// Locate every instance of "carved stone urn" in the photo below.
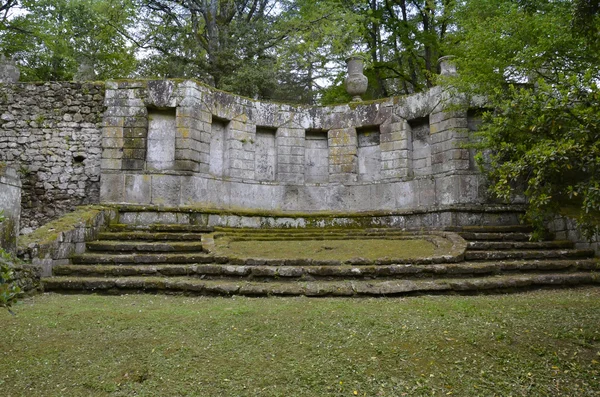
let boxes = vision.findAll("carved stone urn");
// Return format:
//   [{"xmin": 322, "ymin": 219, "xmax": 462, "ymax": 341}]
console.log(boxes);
[
  {"xmin": 438, "ymin": 55, "xmax": 457, "ymax": 76},
  {"xmin": 345, "ymin": 56, "xmax": 368, "ymax": 102}
]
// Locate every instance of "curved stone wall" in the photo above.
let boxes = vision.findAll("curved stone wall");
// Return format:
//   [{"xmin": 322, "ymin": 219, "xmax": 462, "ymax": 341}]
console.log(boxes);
[{"xmin": 100, "ymin": 80, "xmax": 485, "ymax": 213}]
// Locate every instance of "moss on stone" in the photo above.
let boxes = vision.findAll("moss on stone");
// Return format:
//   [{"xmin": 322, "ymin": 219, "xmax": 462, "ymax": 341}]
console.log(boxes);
[
  {"xmin": 17, "ymin": 205, "xmax": 113, "ymax": 249},
  {"xmin": 212, "ymin": 238, "xmax": 444, "ymax": 262}
]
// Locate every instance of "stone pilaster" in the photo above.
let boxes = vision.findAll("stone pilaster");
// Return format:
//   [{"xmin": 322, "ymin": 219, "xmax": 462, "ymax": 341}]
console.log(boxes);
[
  {"xmin": 380, "ymin": 119, "xmax": 412, "ymax": 180},
  {"xmin": 175, "ymin": 96, "xmax": 211, "ymax": 173},
  {"xmin": 102, "ymin": 82, "xmax": 147, "ymax": 171},
  {"xmin": 225, "ymin": 116, "xmax": 256, "ymax": 180},
  {"xmin": 429, "ymin": 109, "xmax": 470, "ymax": 174},
  {"xmin": 328, "ymin": 128, "xmax": 357, "ymax": 183},
  {"xmin": 276, "ymin": 127, "xmax": 305, "ymax": 184}
]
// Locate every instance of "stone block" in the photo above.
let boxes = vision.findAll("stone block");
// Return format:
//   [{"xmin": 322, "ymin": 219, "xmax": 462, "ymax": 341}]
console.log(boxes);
[
  {"xmin": 100, "ymin": 172, "xmax": 125, "ymax": 202},
  {"xmin": 329, "ymin": 172, "xmax": 357, "ymax": 184},
  {"xmin": 100, "ymin": 158, "xmax": 122, "ymax": 170},
  {"xmin": 125, "ymin": 174, "xmax": 152, "ymax": 204},
  {"xmin": 102, "ymin": 148, "xmax": 124, "ymax": 160},
  {"xmin": 417, "ymin": 177, "xmax": 436, "ymax": 207},
  {"xmin": 151, "ymin": 175, "xmax": 181, "ymax": 206},
  {"xmin": 122, "ymin": 159, "xmax": 146, "ymax": 170},
  {"xmin": 278, "ymin": 172, "xmax": 304, "ymax": 184},
  {"xmin": 278, "ymin": 164, "xmax": 304, "ymax": 174},
  {"xmin": 122, "ymin": 148, "xmax": 146, "ymax": 160},
  {"xmin": 380, "ymin": 149, "xmax": 409, "ymax": 161}
]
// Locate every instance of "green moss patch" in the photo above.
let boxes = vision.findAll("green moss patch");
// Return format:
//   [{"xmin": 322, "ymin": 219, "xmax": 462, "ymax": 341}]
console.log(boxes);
[
  {"xmin": 212, "ymin": 237, "xmax": 450, "ymax": 262},
  {"xmin": 18, "ymin": 205, "xmax": 113, "ymax": 249}
]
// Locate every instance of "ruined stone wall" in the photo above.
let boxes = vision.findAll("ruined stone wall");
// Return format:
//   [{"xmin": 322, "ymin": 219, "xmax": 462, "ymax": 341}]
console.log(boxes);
[{"xmin": 0, "ymin": 82, "xmax": 105, "ymax": 231}]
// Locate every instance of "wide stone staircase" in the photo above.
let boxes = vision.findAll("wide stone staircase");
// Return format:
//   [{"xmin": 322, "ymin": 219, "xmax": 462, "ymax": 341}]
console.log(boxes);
[{"xmin": 43, "ymin": 222, "xmax": 600, "ymax": 297}]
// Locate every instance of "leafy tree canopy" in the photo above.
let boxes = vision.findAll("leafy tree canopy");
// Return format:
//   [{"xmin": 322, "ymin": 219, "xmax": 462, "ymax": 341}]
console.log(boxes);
[
  {"xmin": 445, "ymin": 0, "xmax": 600, "ymax": 238},
  {"xmin": 0, "ymin": 0, "xmax": 137, "ymax": 81}
]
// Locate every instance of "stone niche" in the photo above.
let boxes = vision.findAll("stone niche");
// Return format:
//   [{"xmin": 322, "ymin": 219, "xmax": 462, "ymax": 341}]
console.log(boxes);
[
  {"xmin": 304, "ymin": 130, "xmax": 328, "ymax": 184},
  {"xmin": 255, "ymin": 126, "xmax": 277, "ymax": 182},
  {"xmin": 146, "ymin": 108, "xmax": 176, "ymax": 170},
  {"xmin": 357, "ymin": 125, "xmax": 381, "ymax": 182},
  {"xmin": 209, "ymin": 118, "xmax": 229, "ymax": 177},
  {"xmin": 409, "ymin": 116, "xmax": 431, "ymax": 176}
]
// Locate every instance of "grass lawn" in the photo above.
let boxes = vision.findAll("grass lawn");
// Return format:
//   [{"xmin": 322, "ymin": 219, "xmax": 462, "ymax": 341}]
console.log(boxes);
[
  {"xmin": 1, "ymin": 289, "xmax": 600, "ymax": 396},
  {"xmin": 212, "ymin": 238, "xmax": 449, "ymax": 261}
]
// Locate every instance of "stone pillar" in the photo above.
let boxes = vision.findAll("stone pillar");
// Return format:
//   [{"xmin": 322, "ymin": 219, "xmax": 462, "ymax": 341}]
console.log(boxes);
[
  {"xmin": 328, "ymin": 128, "xmax": 358, "ymax": 183},
  {"xmin": 0, "ymin": 166, "xmax": 21, "ymax": 255},
  {"xmin": 170, "ymin": 82, "xmax": 210, "ymax": 173},
  {"xmin": 429, "ymin": 109, "xmax": 469, "ymax": 174},
  {"xmin": 380, "ymin": 119, "xmax": 412, "ymax": 179},
  {"xmin": 276, "ymin": 127, "xmax": 305, "ymax": 184}
]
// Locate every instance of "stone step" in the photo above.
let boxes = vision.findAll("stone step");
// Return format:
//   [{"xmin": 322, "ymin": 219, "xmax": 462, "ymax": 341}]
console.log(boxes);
[
  {"xmin": 42, "ymin": 272, "xmax": 600, "ymax": 297},
  {"xmin": 98, "ymin": 231, "xmax": 205, "ymax": 241},
  {"xmin": 465, "ymin": 249, "xmax": 595, "ymax": 261},
  {"xmin": 109, "ymin": 224, "xmax": 214, "ymax": 233},
  {"xmin": 219, "ymin": 235, "xmax": 425, "ymax": 242},
  {"xmin": 52, "ymin": 259, "xmax": 600, "ymax": 279},
  {"xmin": 214, "ymin": 227, "xmax": 402, "ymax": 234},
  {"xmin": 458, "ymin": 232, "xmax": 532, "ymax": 242},
  {"xmin": 85, "ymin": 241, "xmax": 205, "ymax": 252},
  {"xmin": 70, "ymin": 252, "xmax": 460, "ymax": 267},
  {"xmin": 467, "ymin": 240, "xmax": 573, "ymax": 251},
  {"xmin": 71, "ymin": 252, "xmax": 228, "ymax": 265},
  {"xmin": 447, "ymin": 225, "xmax": 534, "ymax": 233}
]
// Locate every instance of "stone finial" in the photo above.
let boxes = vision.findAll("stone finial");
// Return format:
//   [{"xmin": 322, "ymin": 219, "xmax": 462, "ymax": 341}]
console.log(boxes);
[
  {"xmin": 438, "ymin": 55, "xmax": 457, "ymax": 76},
  {"xmin": 0, "ymin": 55, "xmax": 20, "ymax": 83},
  {"xmin": 75, "ymin": 60, "xmax": 96, "ymax": 81},
  {"xmin": 345, "ymin": 56, "xmax": 368, "ymax": 102}
]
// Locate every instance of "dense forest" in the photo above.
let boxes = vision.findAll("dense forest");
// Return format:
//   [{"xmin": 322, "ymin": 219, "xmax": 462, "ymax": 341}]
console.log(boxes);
[{"xmin": 0, "ymin": 0, "xmax": 598, "ymax": 235}]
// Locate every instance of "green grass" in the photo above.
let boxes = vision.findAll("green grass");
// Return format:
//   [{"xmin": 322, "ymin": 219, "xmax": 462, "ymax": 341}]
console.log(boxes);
[
  {"xmin": 213, "ymin": 238, "xmax": 447, "ymax": 261},
  {"xmin": 1, "ymin": 289, "xmax": 600, "ymax": 396}
]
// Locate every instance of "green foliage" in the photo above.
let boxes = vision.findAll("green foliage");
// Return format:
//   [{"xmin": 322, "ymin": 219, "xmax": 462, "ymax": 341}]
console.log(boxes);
[
  {"xmin": 0, "ymin": 0, "xmax": 137, "ymax": 81},
  {"xmin": 447, "ymin": 0, "xmax": 600, "ymax": 239},
  {"xmin": 0, "ymin": 210, "xmax": 21, "ymax": 314}
]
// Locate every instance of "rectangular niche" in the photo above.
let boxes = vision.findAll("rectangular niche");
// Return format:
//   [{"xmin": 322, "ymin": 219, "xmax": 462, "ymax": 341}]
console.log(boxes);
[
  {"xmin": 209, "ymin": 117, "xmax": 230, "ymax": 177},
  {"xmin": 357, "ymin": 126, "xmax": 381, "ymax": 182},
  {"xmin": 255, "ymin": 126, "xmax": 277, "ymax": 181},
  {"xmin": 146, "ymin": 109, "xmax": 176, "ymax": 170},
  {"xmin": 409, "ymin": 116, "xmax": 430, "ymax": 176},
  {"xmin": 304, "ymin": 130, "xmax": 329, "ymax": 183}
]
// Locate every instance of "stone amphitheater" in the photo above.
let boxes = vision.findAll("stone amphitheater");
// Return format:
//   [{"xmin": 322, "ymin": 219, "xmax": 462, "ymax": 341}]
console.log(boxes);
[{"xmin": 0, "ymin": 59, "xmax": 598, "ymax": 297}]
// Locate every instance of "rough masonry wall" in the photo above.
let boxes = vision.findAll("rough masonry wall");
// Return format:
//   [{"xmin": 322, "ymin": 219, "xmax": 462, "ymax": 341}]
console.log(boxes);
[{"xmin": 0, "ymin": 82, "xmax": 105, "ymax": 231}]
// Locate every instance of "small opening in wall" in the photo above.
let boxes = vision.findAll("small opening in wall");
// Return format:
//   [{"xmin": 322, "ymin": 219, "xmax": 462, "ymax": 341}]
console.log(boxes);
[
  {"xmin": 73, "ymin": 155, "xmax": 86, "ymax": 163},
  {"xmin": 408, "ymin": 116, "xmax": 430, "ymax": 141},
  {"xmin": 356, "ymin": 125, "xmax": 381, "ymax": 147},
  {"xmin": 467, "ymin": 108, "xmax": 485, "ymax": 131}
]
